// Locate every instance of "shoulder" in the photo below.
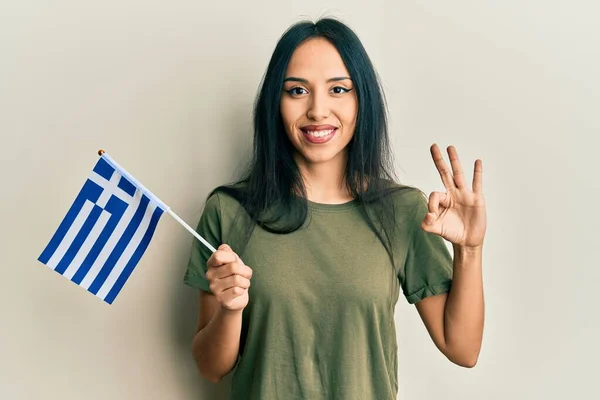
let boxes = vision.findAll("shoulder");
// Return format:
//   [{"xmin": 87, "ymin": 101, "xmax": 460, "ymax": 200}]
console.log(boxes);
[
  {"xmin": 203, "ymin": 185, "xmax": 254, "ymax": 254},
  {"xmin": 361, "ymin": 181, "xmax": 428, "ymax": 235},
  {"xmin": 381, "ymin": 182, "xmax": 428, "ymax": 215},
  {"xmin": 202, "ymin": 185, "xmax": 252, "ymax": 230},
  {"xmin": 204, "ymin": 185, "xmax": 245, "ymax": 212}
]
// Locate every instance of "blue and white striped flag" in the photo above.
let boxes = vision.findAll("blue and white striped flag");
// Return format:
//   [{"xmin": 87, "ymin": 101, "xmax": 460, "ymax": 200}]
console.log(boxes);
[{"xmin": 38, "ymin": 152, "xmax": 170, "ymax": 304}]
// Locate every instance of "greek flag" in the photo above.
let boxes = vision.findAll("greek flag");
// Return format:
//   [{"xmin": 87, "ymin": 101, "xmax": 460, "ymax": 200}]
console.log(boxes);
[{"xmin": 38, "ymin": 152, "xmax": 169, "ymax": 304}]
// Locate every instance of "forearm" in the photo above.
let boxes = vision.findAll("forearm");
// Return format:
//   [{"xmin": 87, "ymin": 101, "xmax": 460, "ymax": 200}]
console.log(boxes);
[
  {"xmin": 443, "ymin": 244, "xmax": 485, "ymax": 367},
  {"xmin": 192, "ymin": 307, "xmax": 243, "ymax": 382}
]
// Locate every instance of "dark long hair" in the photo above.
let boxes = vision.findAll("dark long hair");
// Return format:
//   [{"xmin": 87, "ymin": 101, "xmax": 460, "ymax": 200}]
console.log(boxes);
[{"xmin": 210, "ymin": 18, "xmax": 417, "ymax": 265}]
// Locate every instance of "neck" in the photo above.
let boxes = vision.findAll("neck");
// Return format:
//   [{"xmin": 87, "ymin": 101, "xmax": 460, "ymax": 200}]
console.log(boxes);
[{"xmin": 294, "ymin": 151, "xmax": 353, "ymax": 204}]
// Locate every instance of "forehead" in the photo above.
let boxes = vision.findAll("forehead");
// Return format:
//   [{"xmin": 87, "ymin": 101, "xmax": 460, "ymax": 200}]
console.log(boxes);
[{"xmin": 285, "ymin": 38, "xmax": 350, "ymax": 78}]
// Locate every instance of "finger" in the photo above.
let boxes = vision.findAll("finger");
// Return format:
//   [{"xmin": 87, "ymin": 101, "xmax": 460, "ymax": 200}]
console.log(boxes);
[
  {"xmin": 220, "ymin": 286, "xmax": 247, "ymax": 303},
  {"xmin": 206, "ymin": 251, "xmax": 237, "ymax": 281},
  {"xmin": 207, "ymin": 249, "xmax": 237, "ymax": 268},
  {"xmin": 430, "ymin": 144, "xmax": 456, "ymax": 190},
  {"xmin": 428, "ymin": 192, "xmax": 441, "ymax": 217},
  {"xmin": 425, "ymin": 191, "xmax": 448, "ymax": 225},
  {"xmin": 225, "ymin": 263, "xmax": 253, "ymax": 280},
  {"xmin": 207, "ymin": 260, "xmax": 253, "ymax": 281},
  {"xmin": 447, "ymin": 146, "xmax": 466, "ymax": 189},
  {"xmin": 220, "ymin": 259, "xmax": 253, "ymax": 279},
  {"xmin": 217, "ymin": 244, "xmax": 246, "ymax": 269},
  {"xmin": 221, "ymin": 274, "xmax": 252, "ymax": 291},
  {"xmin": 240, "ymin": 264, "xmax": 253, "ymax": 280},
  {"xmin": 209, "ymin": 274, "xmax": 251, "ymax": 293},
  {"xmin": 421, "ymin": 214, "xmax": 443, "ymax": 235},
  {"xmin": 472, "ymin": 159, "xmax": 483, "ymax": 193}
]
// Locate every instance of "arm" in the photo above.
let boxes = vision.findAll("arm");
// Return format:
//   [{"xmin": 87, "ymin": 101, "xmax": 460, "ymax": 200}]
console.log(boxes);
[
  {"xmin": 415, "ymin": 144, "xmax": 486, "ymax": 368},
  {"xmin": 191, "ymin": 244, "xmax": 252, "ymax": 383},
  {"xmin": 415, "ymin": 244, "xmax": 484, "ymax": 368},
  {"xmin": 191, "ymin": 291, "xmax": 243, "ymax": 383}
]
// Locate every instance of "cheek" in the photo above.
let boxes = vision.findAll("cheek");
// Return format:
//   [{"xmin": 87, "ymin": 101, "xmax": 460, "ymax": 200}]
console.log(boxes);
[
  {"xmin": 280, "ymin": 98, "xmax": 303, "ymax": 129},
  {"xmin": 339, "ymin": 98, "xmax": 358, "ymax": 128}
]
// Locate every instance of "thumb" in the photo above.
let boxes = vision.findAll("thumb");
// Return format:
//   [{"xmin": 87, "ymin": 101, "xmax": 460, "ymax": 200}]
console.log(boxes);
[
  {"xmin": 218, "ymin": 244, "xmax": 232, "ymax": 252},
  {"xmin": 421, "ymin": 213, "xmax": 441, "ymax": 235},
  {"xmin": 423, "ymin": 212, "xmax": 437, "ymax": 226}
]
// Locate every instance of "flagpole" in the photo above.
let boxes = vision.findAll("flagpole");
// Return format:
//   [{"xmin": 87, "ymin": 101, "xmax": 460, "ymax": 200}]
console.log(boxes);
[
  {"xmin": 97, "ymin": 149, "xmax": 218, "ymax": 254},
  {"xmin": 166, "ymin": 209, "xmax": 217, "ymax": 253}
]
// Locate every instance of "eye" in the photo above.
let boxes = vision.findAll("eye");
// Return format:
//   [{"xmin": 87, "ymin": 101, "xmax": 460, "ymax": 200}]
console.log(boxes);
[
  {"xmin": 331, "ymin": 86, "xmax": 352, "ymax": 94},
  {"xmin": 285, "ymin": 87, "xmax": 308, "ymax": 96}
]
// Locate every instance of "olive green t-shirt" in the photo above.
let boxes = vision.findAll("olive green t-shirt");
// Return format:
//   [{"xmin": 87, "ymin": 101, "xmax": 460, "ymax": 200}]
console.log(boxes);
[{"xmin": 184, "ymin": 189, "xmax": 453, "ymax": 400}]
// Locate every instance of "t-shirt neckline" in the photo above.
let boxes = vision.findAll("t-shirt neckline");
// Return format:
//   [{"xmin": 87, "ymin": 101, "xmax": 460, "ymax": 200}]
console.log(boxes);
[{"xmin": 306, "ymin": 198, "xmax": 360, "ymax": 212}]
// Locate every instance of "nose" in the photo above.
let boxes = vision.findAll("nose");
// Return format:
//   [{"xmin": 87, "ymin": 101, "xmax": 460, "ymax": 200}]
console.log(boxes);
[{"xmin": 306, "ymin": 90, "xmax": 330, "ymax": 121}]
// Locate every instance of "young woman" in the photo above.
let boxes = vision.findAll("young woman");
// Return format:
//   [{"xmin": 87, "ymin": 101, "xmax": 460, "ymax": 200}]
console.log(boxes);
[{"xmin": 184, "ymin": 18, "xmax": 486, "ymax": 400}]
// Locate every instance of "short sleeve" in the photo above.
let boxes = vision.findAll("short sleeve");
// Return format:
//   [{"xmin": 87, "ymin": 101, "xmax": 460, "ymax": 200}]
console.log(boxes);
[
  {"xmin": 401, "ymin": 194, "xmax": 453, "ymax": 304},
  {"xmin": 183, "ymin": 193, "xmax": 222, "ymax": 293}
]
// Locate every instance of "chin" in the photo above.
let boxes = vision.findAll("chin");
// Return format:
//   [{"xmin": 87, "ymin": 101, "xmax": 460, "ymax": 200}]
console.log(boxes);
[{"xmin": 297, "ymin": 149, "xmax": 345, "ymax": 166}]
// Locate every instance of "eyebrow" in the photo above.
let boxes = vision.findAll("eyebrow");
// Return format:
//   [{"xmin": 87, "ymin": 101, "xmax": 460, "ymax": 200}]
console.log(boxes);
[{"xmin": 283, "ymin": 76, "xmax": 352, "ymax": 84}]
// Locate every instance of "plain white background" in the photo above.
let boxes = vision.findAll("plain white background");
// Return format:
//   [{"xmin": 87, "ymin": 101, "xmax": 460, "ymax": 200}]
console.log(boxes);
[{"xmin": 1, "ymin": 1, "xmax": 597, "ymax": 399}]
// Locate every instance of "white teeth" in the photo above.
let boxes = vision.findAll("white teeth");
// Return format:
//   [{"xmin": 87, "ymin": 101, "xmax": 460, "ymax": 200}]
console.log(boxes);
[{"xmin": 306, "ymin": 129, "xmax": 334, "ymax": 138}]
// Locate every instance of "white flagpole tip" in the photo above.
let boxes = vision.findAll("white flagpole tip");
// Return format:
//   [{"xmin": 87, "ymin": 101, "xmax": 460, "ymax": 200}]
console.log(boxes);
[{"xmin": 98, "ymin": 149, "xmax": 105, "ymax": 156}]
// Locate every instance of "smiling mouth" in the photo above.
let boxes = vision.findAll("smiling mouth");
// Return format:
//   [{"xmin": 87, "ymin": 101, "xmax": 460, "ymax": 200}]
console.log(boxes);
[
  {"xmin": 303, "ymin": 128, "xmax": 335, "ymax": 137},
  {"xmin": 300, "ymin": 127, "xmax": 338, "ymax": 144}
]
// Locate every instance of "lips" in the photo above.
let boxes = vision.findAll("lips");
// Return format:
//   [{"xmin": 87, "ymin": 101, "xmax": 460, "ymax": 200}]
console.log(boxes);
[{"xmin": 300, "ymin": 124, "xmax": 338, "ymax": 144}]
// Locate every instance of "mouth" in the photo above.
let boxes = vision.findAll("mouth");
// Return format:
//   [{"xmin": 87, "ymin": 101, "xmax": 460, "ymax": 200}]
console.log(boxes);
[{"xmin": 300, "ymin": 124, "xmax": 338, "ymax": 144}]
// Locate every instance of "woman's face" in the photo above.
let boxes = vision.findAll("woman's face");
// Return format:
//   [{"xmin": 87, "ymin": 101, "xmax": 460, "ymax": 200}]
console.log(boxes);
[{"xmin": 280, "ymin": 38, "xmax": 358, "ymax": 168}]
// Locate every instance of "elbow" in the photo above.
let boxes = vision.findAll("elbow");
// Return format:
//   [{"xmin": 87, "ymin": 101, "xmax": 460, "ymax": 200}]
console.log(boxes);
[
  {"xmin": 191, "ymin": 345, "xmax": 226, "ymax": 384},
  {"xmin": 445, "ymin": 346, "xmax": 481, "ymax": 368},
  {"xmin": 454, "ymin": 356, "xmax": 479, "ymax": 369},
  {"xmin": 452, "ymin": 352, "xmax": 480, "ymax": 368},
  {"xmin": 204, "ymin": 372, "xmax": 224, "ymax": 384},
  {"xmin": 196, "ymin": 362, "xmax": 226, "ymax": 384}
]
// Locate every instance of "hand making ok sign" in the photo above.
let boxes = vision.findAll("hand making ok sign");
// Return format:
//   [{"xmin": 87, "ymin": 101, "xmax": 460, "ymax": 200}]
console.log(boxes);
[{"xmin": 421, "ymin": 144, "xmax": 487, "ymax": 249}]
